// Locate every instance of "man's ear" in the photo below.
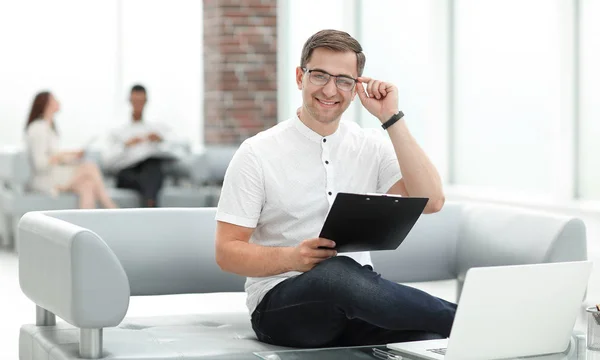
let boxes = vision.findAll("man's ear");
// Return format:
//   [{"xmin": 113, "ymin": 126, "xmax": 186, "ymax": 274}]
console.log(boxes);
[{"xmin": 295, "ymin": 67, "xmax": 304, "ymax": 90}]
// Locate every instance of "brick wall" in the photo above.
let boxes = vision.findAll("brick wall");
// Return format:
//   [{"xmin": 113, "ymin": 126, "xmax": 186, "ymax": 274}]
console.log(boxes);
[{"xmin": 203, "ymin": 0, "xmax": 277, "ymax": 145}]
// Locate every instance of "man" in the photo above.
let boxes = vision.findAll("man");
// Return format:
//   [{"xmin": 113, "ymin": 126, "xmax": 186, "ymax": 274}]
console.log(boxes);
[
  {"xmin": 103, "ymin": 85, "xmax": 173, "ymax": 207},
  {"xmin": 215, "ymin": 30, "xmax": 456, "ymax": 348}
]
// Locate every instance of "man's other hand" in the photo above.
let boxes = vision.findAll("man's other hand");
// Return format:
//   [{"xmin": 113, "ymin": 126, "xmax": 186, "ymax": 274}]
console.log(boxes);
[
  {"xmin": 290, "ymin": 238, "xmax": 337, "ymax": 272},
  {"xmin": 125, "ymin": 136, "xmax": 145, "ymax": 147},
  {"xmin": 147, "ymin": 132, "xmax": 162, "ymax": 142}
]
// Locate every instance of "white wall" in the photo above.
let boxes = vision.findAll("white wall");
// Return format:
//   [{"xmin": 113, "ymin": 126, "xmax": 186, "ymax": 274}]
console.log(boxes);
[
  {"xmin": 579, "ymin": 0, "xmax": 600, "ymax": 200},
  {"xmin": 0, "ymin": 0, "xmax": 202, "ymax": 149},
  {"xmin": 0, "ymin": 0, "xmax": 119, "ymax": 149},
  {"xmin": 359, "ymin": 0, "xmax": 449, "ymax": 180},
  {"xmin": 453, "ymin": 0, "xmax": 573, "ymax": 199}
]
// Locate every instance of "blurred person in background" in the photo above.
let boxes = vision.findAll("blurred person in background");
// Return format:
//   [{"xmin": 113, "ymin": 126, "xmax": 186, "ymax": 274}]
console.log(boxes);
[
  {"xmin": 103, "ymin": 84, "xmax": 177, "ymax": 207},
  {"xmin": 24, "ymin": 91, "xmax": 118, "ymax": 209}
]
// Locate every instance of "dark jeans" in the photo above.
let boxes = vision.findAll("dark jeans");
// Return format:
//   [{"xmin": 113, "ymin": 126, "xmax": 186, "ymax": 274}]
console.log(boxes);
[
  {"xmin": 116, "ymin": 157, "xmax": 165, "ymax": 207},
  {"xmin": 251, "ymin": 256, "xmax": 457, "ymax": 348}
]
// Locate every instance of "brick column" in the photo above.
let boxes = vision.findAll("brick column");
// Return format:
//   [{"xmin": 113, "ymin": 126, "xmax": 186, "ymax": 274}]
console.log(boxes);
[{"xmin": 203, "ymin": 0, "xmax": 277, "ymax": 145}]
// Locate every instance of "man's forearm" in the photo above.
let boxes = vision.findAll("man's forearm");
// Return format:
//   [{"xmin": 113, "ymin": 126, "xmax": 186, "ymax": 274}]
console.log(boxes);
[
  {"xmin": 386, "ymin": 118, "xmax": 444, "ymax": 210},
  {"xmin": 216, "ymin": 241, "xmax": 295, "ymax": 277}
]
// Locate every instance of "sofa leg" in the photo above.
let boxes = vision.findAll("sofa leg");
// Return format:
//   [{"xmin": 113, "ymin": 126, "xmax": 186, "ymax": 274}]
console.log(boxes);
[
  {"xmin": 36, "ymin": 306, "xmax": 56, "ymax": 326},
  {"xmin": 80, "ymin": 328, "xmax": 103, "ymax": 359}
]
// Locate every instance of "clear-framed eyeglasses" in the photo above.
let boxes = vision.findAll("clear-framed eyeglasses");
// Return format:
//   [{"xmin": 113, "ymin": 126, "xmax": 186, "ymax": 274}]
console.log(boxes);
[{"xmin": 302, "ymin": 67, "xmax": 357, "ymax": 92}]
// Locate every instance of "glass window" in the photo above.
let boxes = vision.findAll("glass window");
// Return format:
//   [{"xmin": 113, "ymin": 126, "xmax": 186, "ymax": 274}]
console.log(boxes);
[
  {"xmin": 360, "ymin": 0, "xmax": 449, "ymax": 176},
  {"xmin": 453, "ymin": 0, "xmax": 569, "ymax": 197},
  {"xmin": 0, "ymin": 0, "xmax": 118, "ymax": 148},
  {"xmin": 578, "ymin": 0, "xmax": 600, "ymax": 200}
]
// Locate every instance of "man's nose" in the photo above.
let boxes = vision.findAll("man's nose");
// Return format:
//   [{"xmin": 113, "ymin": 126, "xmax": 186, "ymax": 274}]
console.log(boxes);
[{"xmin": 322, "ymin": 79, "xmax": 338, "ymax": 98}]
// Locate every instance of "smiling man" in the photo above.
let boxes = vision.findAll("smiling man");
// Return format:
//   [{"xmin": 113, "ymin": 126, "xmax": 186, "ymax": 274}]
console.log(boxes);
[{"xmin": 215, "ymin": 29, "xmax": 456, "ymax": 348}]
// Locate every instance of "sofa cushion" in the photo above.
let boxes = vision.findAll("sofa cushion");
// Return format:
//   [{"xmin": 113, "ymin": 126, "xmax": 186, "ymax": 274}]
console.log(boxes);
[
  {"xmin": 20, "ymin": 312, "xmax": 289, "ymax": 360},
  {"xmin": 19, "ymin": 280, "xmax": 458, "ymax": 360}
]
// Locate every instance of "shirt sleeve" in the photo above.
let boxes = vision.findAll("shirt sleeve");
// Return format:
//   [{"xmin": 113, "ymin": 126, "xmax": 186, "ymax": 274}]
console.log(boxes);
[
  {"xmin": 376, "ymin": 133, "xmax": 402, "ymax": 194},
  {"xmin": 215, "ymin": 141, "xmax": 264, "ymax": 228}
]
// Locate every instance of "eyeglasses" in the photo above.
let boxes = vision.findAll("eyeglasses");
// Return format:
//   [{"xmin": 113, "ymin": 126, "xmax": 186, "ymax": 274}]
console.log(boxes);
[{"xmin": 302, "ymin": 68, "xmax": 357, "ymax": 92}]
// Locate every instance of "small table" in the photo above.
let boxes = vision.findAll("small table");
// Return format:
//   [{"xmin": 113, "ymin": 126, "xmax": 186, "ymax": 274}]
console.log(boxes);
[{"xmin": 253, "ymin": 333, "xmax": 589, "ymax": 360}]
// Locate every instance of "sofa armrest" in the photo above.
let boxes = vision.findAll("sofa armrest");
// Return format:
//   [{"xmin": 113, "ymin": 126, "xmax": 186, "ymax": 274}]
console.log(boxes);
[
  {"xmin": 18, "ymin": 212, "xmax": 130, "ymax": 328},
  {"xmin": 38, "ymin": 208, "xmax": 246, "ymax": 296},
  {"xmin": 455, "ymin": 203, "xmax": 587, "ymax": 283}
]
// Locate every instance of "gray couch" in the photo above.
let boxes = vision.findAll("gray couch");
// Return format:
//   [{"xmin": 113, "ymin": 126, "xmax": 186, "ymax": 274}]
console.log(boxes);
[
  {"xmin": 0, "ymin": 147, "xmax": 234, "ymax": 249},
  {"xmin": 17, "ymin": 202, "xmax": 587, "ymax": 359}
]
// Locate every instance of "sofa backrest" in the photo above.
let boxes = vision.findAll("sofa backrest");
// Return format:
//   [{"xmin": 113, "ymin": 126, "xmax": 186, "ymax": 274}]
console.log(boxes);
[
  {"xmin": 40, "ymin": 201, "xmax": 587, "ymax": 297},
  {"xmin": 197, "ymin": 145, "xmax": 238, "ymax": 185},
  {"xmin": 47, "ymin": 204, "xmax": 463, "ymax": 296},
  {"xmin": 370, "ymin": 202, "xmax": 462, "ymax": 283}
]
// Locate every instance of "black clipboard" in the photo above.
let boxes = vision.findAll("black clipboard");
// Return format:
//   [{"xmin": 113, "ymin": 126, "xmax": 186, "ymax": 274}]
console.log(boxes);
[{"xmin": 318, "ymin": 192, "xmax": 428, "ymax": 253}]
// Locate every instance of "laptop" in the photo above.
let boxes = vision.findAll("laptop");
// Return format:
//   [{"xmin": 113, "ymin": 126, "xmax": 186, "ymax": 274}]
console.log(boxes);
[{"xmin": 387, "ymin": 261, "xmax": 592, "ymax": 360}]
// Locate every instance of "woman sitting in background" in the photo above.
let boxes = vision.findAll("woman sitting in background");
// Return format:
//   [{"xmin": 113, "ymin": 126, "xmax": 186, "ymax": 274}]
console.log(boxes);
[{"xmin": 24, "ymin": 91, "xmax": 118, "ymax": 209}]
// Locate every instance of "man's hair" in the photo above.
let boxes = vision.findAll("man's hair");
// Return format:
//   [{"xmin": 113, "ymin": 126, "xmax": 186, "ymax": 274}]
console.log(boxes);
[
  {"xmin": 300, "ymin": 29, "xmax": 366, "ymax": 77},
  {"xmin": 131, "ymin": 84, "xmax": 146, "ymax": 94}
]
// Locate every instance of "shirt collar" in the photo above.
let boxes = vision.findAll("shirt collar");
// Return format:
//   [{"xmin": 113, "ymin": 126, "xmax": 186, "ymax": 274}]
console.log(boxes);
[{"xmin": 292, "ymin": 115, "xmax": 342, "ymax": 144}]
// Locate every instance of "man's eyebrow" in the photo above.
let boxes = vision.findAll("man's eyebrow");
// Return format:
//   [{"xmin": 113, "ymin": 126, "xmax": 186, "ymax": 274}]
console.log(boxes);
[{"xmin": 311, "ymin": 68, "xmax": 356, "ymax": 79}]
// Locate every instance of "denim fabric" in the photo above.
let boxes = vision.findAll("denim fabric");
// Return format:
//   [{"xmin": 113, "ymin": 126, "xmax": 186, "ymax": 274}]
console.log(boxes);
[{"xmin": 251, "ymin": 256, "xmax": 457, "ymax": 348}]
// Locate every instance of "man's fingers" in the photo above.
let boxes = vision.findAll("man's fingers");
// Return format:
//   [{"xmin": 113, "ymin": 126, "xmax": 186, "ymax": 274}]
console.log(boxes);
[
  {"xmin": 367, "ymin": 80, "xmax": 375, "ymax": 98},
  {"xmin": 371, "ymin": 80, "xmax": 382, "ymax": 99},
  {"xmin": 312, "ymin": 249, "xmax": 337, "ymax": 259},
  {"xmin": 356, "ymin": 82, "xmax": 369, "ymax": 102},
  {"xmin": 315, "ymin": 238, "xmax": 336, "ymax": 248},
  {"xmin": 379, "ymin": 82, "xmax": 388, "ymax": 97},
  {"xmin": 302, "ymin": 238, "xmax": 335, "ymax": 250},
  {"xmin": 357, "ymin": 77, "xmax": 393, "ymax": 100}
]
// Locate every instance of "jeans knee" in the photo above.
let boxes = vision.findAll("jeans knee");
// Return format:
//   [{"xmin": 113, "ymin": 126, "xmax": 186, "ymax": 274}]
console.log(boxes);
[
  {"xmin": 314, "ymin": 256, "xmax": 361, "ymax": 274},
  {"xmin": 308, "ymin": 256, "xmax": 366, "ymax": 291}
]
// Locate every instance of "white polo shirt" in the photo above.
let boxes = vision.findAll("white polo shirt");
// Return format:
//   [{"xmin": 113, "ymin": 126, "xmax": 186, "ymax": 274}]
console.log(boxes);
[{"xmin": 216, "ymin": 116, "xmax": 402, "ymax": 314}]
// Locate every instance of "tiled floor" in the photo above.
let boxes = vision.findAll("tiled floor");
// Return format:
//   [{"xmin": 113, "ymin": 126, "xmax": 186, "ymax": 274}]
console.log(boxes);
[{"xmin": 1, "ymin": 210, "xmax": 599, "ymax": 359}]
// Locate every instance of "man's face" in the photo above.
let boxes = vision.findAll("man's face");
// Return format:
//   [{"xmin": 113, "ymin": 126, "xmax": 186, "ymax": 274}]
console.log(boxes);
[
  {"xmin": 296, "ymin": 48, "xmax": 358, "ymax": 125},
  {"xmin": 130, "ymin": 91, "xmax": 147, "ymax": 114}
]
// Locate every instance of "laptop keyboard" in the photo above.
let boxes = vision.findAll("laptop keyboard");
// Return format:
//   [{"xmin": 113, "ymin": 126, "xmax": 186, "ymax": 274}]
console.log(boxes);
[{"xmin": 427, "ymin": 348, "xmax": 447, "ymax": 355}]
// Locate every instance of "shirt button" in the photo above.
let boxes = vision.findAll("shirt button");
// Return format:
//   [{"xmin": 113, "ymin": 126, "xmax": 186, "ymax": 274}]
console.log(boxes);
[
  {"xmin": 325, "ymin": 160, "xmax": 329, "ymax": 164},
  {"xmin": 323, "ymin": 138, "xmax": 327, "ymax": 143},
  {"xmin": 328, "ymin": 192, "xmax": 332, "ymax": 196}
]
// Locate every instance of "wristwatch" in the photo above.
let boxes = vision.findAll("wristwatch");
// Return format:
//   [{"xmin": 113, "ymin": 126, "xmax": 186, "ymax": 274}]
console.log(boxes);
[{"xmin": 381, "ymin": 111, "xmax": 404, "ymax": 130}]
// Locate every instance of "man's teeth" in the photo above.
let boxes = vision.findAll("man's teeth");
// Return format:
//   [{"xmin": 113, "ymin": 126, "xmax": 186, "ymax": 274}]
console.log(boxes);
[{"xmin": 320, "ymin": 100, "xmax": 336, "ymax": 105}]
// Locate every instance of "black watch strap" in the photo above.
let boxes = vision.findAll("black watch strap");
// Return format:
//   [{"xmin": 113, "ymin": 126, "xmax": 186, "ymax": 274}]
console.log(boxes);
[{"xmin": 381, "ymin": 111, "xmax": 404, "ymax": 130}]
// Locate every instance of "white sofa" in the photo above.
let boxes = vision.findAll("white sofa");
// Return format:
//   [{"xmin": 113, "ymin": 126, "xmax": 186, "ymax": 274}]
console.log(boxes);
[{"xmin": 17, "ymin": 202, "xmax": 587, "ymax": 359}]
